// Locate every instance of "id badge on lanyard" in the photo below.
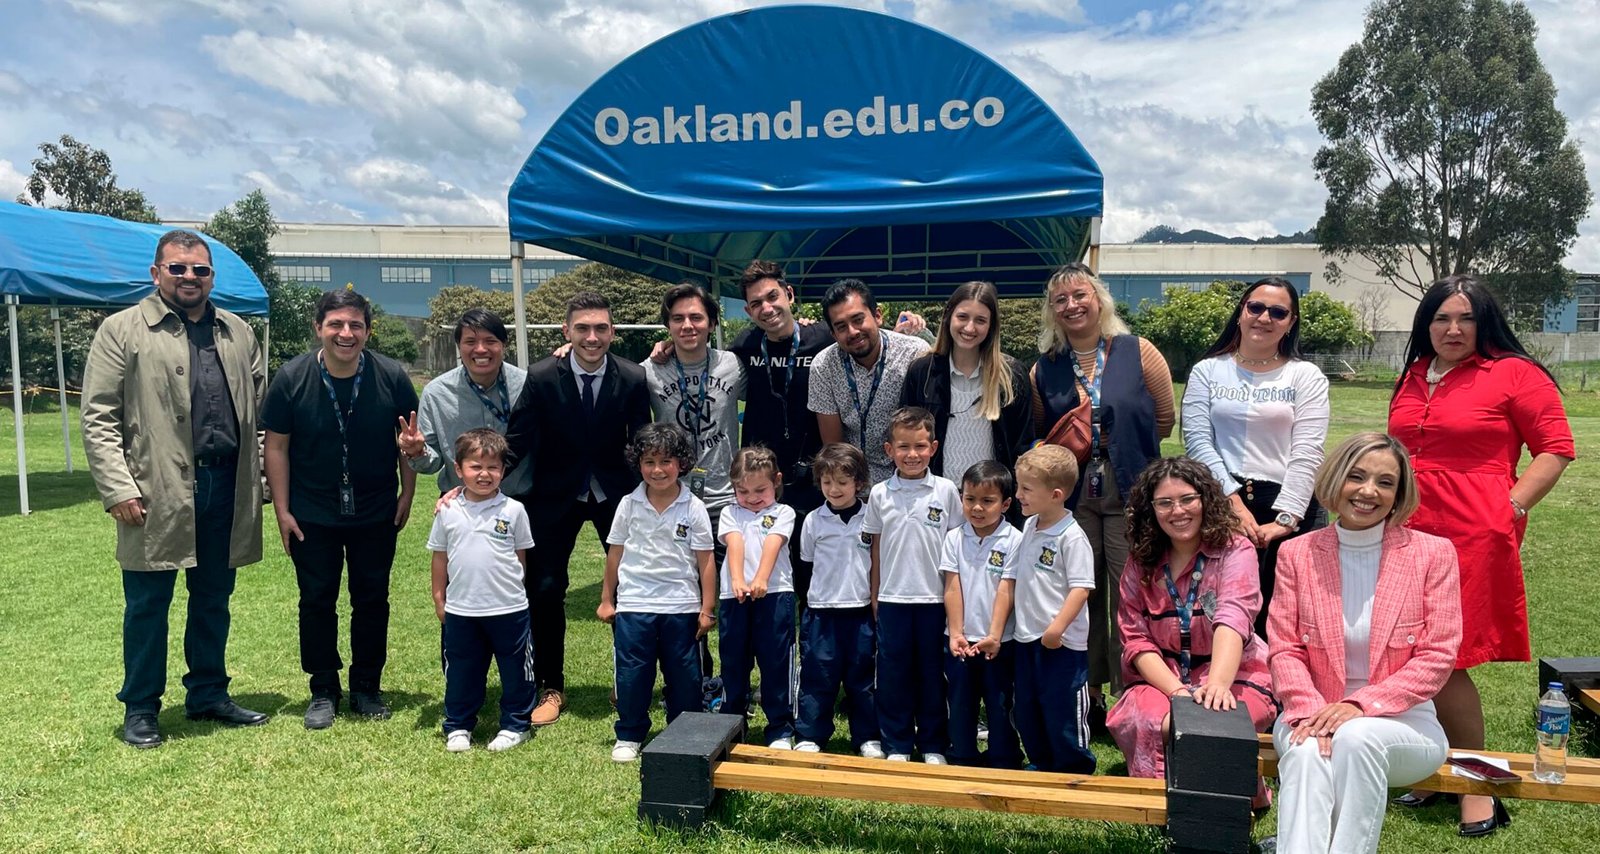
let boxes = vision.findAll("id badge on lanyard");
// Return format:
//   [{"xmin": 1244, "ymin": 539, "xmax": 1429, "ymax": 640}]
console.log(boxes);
[
  {"xmin": 1086, "ymin": 460, "xmax": 1105, "ymax": 500},
  {"xmin": 689, "ymin": 468, "xmax": 708, "ymax": 498}
]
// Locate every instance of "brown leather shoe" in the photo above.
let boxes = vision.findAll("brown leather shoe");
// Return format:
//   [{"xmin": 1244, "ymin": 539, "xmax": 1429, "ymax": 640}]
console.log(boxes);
[{"xmin": 530, "ymin": 689, "xmax": 566, "ymax": 726}]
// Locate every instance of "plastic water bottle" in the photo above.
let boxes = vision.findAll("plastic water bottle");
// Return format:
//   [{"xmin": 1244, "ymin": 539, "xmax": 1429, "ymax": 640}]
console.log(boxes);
[{"xmin": 1534, "ymin": 681, "xmax": 1570, "ymax": 784}]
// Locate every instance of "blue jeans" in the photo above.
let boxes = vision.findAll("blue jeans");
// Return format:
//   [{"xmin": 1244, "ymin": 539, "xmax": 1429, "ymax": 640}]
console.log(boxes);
[{"xmin": 118, "ymin": 461, "xmax": 237, "ymax": 715}]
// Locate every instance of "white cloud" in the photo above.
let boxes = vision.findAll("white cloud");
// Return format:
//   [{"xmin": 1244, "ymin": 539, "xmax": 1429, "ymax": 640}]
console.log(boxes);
[
  {"xmin": 0, "ymin": 159, "xmax": 27, "ymax": 201},
  {"xmin": 344, "ymin": 157, "xmax": 506, "ymax": 225}
]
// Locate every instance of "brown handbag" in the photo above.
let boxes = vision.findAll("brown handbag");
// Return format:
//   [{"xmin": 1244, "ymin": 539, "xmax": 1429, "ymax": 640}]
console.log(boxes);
[{"xmin": 1044, "ymin": 379, "xmax": 1093, "ymax": 465}]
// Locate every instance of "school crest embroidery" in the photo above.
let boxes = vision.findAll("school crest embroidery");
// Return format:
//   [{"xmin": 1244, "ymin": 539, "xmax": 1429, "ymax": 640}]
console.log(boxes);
[
  {"xmin": 761, "ymin": 514, "xmax": 776, "ymax": 530},
  {"xmin": 675, "ymin": 522, "xmax": 690, "ymax": 539},
  {"xmin": 926, "ymin": 506, "xmax": 944, "ymax": 523},
  {"xmin": 987, "ymin": 550, "xmax": 1006, "ymax": 568},
  {"xmin": 493, "ymin": 518, "xmax": 510, "ymax": 536},
  {"xmin": 1036, "ymin": 546, "xmax": 1057, "ymax": 571},
  {"xmin": 858, "ymin": 531, "xmax": 875, "ymax": 549}
]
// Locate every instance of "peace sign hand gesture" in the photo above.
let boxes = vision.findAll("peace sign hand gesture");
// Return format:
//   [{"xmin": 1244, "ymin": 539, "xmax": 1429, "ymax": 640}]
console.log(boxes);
[{"xmin": 397, "ymin": 410, "xmax": 425, "ymax": 459}]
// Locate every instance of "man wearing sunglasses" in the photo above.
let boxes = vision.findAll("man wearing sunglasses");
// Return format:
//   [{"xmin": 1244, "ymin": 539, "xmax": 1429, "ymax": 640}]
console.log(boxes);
[{"xmin": 83, "ymin": 230, "xmax": 270, "ymax": 749}]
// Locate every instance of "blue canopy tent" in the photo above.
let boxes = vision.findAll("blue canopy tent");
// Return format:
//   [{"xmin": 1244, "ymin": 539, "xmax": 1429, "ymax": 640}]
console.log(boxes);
[
  {"xmin": 0, "ymin": 201, "xmax": 268, "ymax": 515},
  {"xmin": 505, "ymin": 5, "xmax": 1103, "ymax": 364}
]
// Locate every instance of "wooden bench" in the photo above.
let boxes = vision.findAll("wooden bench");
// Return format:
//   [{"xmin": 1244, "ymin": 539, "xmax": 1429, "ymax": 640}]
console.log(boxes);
[{"xmin": 639, "ymin": 700, "xmax": 1261, "ymax": 853}]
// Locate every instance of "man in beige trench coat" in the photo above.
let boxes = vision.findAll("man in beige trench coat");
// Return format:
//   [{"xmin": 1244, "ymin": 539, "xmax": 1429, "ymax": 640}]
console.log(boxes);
[{"xmin": 82, "ymin": 229, "xmax": 270, "ymax": 748}]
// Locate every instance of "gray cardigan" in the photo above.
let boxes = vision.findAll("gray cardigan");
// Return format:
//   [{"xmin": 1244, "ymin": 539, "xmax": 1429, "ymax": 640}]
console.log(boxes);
[{"xmin": 410, "ymin": 363, "xmax": 532, "ymax": 495}]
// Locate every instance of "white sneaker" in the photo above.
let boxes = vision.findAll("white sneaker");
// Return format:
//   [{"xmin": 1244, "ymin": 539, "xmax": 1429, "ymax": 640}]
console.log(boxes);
[
  {"xmin": 886, "ymin": 753, "xmax": 911, "ymax": 762},
  {"xmin": 977, "ymin": 725, "xmax": 990, "ymax": 743},
  {"xmin": 923, "ymin": 752, "xmax": 948, "ymax": 765},
  {"xmin": 445, "ymin": 730, "xmax": 471, "ymax": 752},
  {"xmin": 859, "ymin": 740, "xmax": 886, "ymax": 759},
  {"xmin": 793, "ymin": 740, "xmax": 822, "ymax": 753},
  {"xmin": 767, "ymin": 737, "xmax": 793, "ymax": 750},
  {"xmin": 612, "ymin": 740, "xmax": 642, "ymax": 762},
  {"xmin": 486, "ymin": 729, "xmax": 530, "ymax": 752}
]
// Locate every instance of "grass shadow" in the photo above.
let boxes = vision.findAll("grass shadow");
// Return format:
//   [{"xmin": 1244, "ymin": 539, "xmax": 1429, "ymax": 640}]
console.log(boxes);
[{"xmin": 0, "ymin": 470, "xmax": 100, "ymax": 516}]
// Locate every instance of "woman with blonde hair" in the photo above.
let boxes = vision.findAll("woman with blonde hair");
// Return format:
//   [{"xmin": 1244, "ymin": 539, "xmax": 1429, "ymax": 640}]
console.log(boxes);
[
  {"xmin": 1268, "ymin": 432, "xmax": 1461, "ymax": 852},
  {"xmin": 1029, "ymin": 262, "xmax": 1175, "ymax": 728},
  {"xmin": 901, "ymin": 281, "xmax": 1034, "ymax": 490}
]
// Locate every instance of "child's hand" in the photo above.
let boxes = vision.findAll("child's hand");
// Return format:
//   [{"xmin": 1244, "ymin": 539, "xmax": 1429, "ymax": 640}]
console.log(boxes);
[
  {"xmin": 949, "ymin": 635, "xmax": 971, "ymax": 657},
  {"xmin": 434, "ymin": 602, "xmax": 446, "ymax": 623},
  {"xmin": 696, "ymin": 612, "xmax": 716, "ymax": 638},
  {"xmin": 749, "ymin": 578, "xmax": 768, "ymax": 599},
  {"xmin": 596, "ymin": 601, "xmax": 616, "ymax": 624},
  {"xmin": 1041, "ymin": 625, "xmax": 1065, "ymax": 650},
  {"xmin": 731, "ymin": 579, "xmax": 751, "ymax": 603},
  {"xmin": 973, "ymin": 635, "xmax": 1001, "ymax": 659}
]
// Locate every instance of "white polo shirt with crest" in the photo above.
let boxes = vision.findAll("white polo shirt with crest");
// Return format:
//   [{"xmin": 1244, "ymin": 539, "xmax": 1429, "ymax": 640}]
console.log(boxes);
[
  {"xmin": 1012, "ymin": 513, "xmax": 1095, "ymax": 647},
  {"xmin": 939, "ymin": 521, "xmax": 1023, "ymax": 641},
  {"xmin": 606, "ymin": 483, "xmax": 715, "ymax": 614},
  {"xmin": 427, "ymin": 491, "xmax": 535, "ymax": 617},
  {"xmin": 862, "ymin": 473, "xmax": 962, "ymax": 604},
  {"xmin": 717, "ymin": 502, "xmax": 797, "ymax": 598}
]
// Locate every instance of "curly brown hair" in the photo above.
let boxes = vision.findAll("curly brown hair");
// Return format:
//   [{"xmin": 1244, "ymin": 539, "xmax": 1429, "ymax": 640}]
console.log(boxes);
[{"xmin": 1124, "ymin": 457, "xmax": 1240, "ymax": 572}]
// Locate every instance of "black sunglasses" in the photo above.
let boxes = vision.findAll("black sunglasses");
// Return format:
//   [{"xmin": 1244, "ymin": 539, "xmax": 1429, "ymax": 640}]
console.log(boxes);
[
  {"xmin": 163, "ymin": 263, "xmax": 214, "ymax": 278},
  {"xmin": 1244, "ymin": 300, "xmax": 1291, "ymax": 321}
]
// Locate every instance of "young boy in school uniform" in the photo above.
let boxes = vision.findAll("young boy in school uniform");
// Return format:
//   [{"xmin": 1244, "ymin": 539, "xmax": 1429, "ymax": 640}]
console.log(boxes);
[
  {"xmin": 940, "ymin": 459, "xmax": 1024, "ymax": 769},
  {"xmin": 863, "ymin": 406, "xmax": 963, "ymax": 763},
  {"xmin": 793, "ymin": 443, "xmax": 883, "ymax": 758},
  {"xmin": 597, "ymin": 423, "xmax": 717, "ymax": 763},
  {"xmin": 428, "ymin": 429, "xmax": 537, "ymax": 753},
  {"xmin": 1010, "ymin": 444, "xmax": 1097, "ymax": 773}
]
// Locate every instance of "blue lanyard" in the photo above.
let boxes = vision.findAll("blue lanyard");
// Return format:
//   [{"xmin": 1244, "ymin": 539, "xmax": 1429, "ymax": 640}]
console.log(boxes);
[
  {"xmin": 468, "ymin": 371, "xmax": 511, "ymax": 425},
  {"xmin": 760, "ymin": 332, "xmax": 800, "ymax": 442},
  {"xmin": 841, "ymin": 332, "xmax": 888, "ymax": 442},
  {"xmin": 318, "ymin": 351, "xmax": 365, "ymax": 485},
  {"xmin": 674, "ymin": 353, "xmax": 711, "ymax": 447},
  {"xmin": 1070, "ymin": 340, "xmax": 1106, "ymax": 459},
  {"xmin": 1161, "ymin": 552, "xmax": 1207, "ymax": 680}
]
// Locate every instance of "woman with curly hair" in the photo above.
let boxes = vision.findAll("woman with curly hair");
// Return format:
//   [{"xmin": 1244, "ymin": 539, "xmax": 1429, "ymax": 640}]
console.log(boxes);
[{"xmin": 1107, "ymin": 457, "xmax": 1276, "ymax": 800}]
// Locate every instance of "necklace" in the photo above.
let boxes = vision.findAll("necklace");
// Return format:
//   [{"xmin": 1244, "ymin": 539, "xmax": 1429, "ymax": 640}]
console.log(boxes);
[
  {"xmin": 1425, "ymin": 358, "xmax": 1455, "ymax": 385},
  {"xmin": 1234, "ymin": 352, "xmax": 1279, "ymax": 367},
  {"xmin": 1072, "ymin": 344, "xmax": 1100, "ymax": 357}
]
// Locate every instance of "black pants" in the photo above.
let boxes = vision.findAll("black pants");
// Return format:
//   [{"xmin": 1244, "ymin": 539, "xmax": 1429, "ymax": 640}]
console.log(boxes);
[
  {"xmin": 526, "ymin": 495, "xmax": 619, "ymax": 693},
  {"xmin": 289, "ymin": 519, "xmax": 399, "ymax": 696},
  {"xmin": 1233, "ymin": 476, "xmax": 1325, "ymax": 638},
  {"xmin": 118, "ymin": 462, "xmax": 237, "ymax": 714}
]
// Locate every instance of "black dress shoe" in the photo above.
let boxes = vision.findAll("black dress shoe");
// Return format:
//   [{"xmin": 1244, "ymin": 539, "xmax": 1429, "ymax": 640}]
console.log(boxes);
[
  {"xmin": 304, "ymin": 695, "xmax": 338, "ymax": 730},
  {"xmin": 1458, "ymin": 797, "xmax": 1511, "ymax": 837},
  {"xmin": 1393, "ymin": 790, "xmax": 1457, "ymax": 808},
  {"xmin": 122, "ymin": 713, "xmax": 163, "ymax": 749},
  {"xmin": 350, "ymin": 690, "xmax": 391, "ymax": 720},
  {"xmin": 186, "ymin": 700, "xmax": 270, "ymax": 727},
  {"xmin": 1088, "ymin": 696, "xmax": 1108, "ymax": 737}
]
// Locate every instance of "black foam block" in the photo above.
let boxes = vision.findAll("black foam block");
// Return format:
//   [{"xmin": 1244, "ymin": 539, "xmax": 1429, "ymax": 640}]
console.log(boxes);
[
  {"xmin": 637, "ymin": 712, "xmax": 746, "ymax": 827},
  {"xmin": 1165, "ymin": 698, "xmax": 1258, "ymax": 799}
]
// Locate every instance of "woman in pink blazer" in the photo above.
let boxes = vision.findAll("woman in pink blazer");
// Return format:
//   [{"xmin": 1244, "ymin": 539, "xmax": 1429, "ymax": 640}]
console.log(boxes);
[{"xmin": 1267, "ymin": 432, "xmax": 1463, "ymax": 853}]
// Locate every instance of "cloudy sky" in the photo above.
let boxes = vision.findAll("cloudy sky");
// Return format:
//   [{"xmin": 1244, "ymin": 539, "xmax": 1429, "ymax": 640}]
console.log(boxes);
[{"xmin": 1, "ymin": 0, "xmax": 1595, "ymax": 268}]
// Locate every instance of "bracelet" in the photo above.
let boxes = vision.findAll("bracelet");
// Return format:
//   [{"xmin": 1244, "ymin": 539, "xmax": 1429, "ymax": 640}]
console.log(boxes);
[
  {"xmin": 1168, "ymin": 685, "xmax": 1190, "ymax": 698},
  {"xmin": 701, "ymin": 611, "xmax": 718, "ymax": 622},
  {"xmin": 1510, "ymin": 497, "xmax": 1528, "ymax": 520}
]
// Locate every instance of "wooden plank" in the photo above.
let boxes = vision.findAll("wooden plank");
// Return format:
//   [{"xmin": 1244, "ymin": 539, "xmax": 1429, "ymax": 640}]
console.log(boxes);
[
  {"xmin": 726, "ymin": 745, "xmax": 1164, "ymax": 796},
  {"xmin": 1580, "ymin": 688, "xmax": 1600, "ymax": 718},
  {"xmin": 712, "ymin": 762, "xmax": 1167, "ymax": 825},
  {"xmin": 1257, "ymin": 734, "xmax": 1600, "ymax": 804}
]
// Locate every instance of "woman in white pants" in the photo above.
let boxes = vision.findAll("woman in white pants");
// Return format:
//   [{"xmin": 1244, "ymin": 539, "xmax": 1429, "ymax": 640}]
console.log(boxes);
[{"xmin": 1267, "ymin": 433, "xmax": 1462, "ymax": 852}]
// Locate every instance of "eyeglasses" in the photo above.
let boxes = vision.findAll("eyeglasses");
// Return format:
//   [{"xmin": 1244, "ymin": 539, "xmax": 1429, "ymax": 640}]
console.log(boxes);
[
  {"xmin": 163, "ymin": 263, "xmax": 213, "ymax": 278},
  {"xmin": 1244, "ymin": 301, "xmax": 1291, "ymax": 321},
  {"xmin": 1152, "ymin": 493, "xmax": 1202, "ymax": 513}
]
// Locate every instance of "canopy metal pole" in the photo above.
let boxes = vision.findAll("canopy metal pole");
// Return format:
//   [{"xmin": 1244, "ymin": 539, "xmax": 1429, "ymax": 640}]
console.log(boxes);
[
  {"xmin": 1087, "ymin": 217, "xmax": 1103, "ymax": 275},
  {"xmin": 511, "ymin": 240, "xmax": 528, "ymax": 368},
  {"xmin": 262, "ymin": 317, "xmax": 272, "ymax": 383},
  {"xmin": 51, "ymin": 308, "xmax": 71, "ymax": 473},
  {"xmin": 8, "ymin": 299, "xmax": 30, "ymax": 515}
]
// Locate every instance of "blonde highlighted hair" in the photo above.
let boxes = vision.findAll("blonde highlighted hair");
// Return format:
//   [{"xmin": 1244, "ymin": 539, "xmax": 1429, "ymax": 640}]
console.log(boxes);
[
  {"xmin": 1313, "ymin": 432, "xmax": 1419, "ymax": 526},
  {"xmin": 730, "ymin": 445, "xmax": 784, "ymax": 499},
  {"xmin": 1037, "ymin": 262, "xmax": 1130, "ymax": 355},
  {"xmin": 932, "ymin": 281, "xmax": 1014, "ymax": 420}
]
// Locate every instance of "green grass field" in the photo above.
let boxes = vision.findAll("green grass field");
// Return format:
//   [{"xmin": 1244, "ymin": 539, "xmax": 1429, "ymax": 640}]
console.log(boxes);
[{"xmin": 0, "ymin": 385, "xmax": 1596, "ymax": 852}]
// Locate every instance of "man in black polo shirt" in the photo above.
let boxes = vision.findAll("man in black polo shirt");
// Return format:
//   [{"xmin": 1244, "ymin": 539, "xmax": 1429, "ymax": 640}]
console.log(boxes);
[{"xmin": 263, "ymin": 289, "xmax": 418, "ymax": 729}]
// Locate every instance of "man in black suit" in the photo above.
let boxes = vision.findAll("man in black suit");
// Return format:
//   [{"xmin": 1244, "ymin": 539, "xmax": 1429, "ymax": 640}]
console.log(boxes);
[{"xmin": 505, "ymin": 291, "xmax": 651, "ymax": 726}]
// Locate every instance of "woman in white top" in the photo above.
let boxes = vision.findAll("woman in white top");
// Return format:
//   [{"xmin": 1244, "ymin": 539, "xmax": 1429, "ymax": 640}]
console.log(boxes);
[
  {"xmin": 1182, "ymin": 277, "xmax": 1329, "ymax": 636},
  {"xmin": 1267, "ymin": 432, "xmax": 1462, "ymax": 853}
]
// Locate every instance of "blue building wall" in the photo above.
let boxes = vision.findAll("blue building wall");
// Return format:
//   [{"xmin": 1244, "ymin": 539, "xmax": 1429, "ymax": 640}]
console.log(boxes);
[{"xmin": 273, "ymin": 256, "xmax": 586, "ymax": 318}]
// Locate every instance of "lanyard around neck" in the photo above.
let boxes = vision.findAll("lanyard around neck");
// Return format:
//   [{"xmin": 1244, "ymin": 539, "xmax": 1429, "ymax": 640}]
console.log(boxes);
[
  {"xmin": 1161, "ymin": 552, "xmax": 1207, "ymax": 680},
  {"xmin": 318, "ymin": 351, "xmax": 365, "ymax": 485},
  {"xmin": 841, "ymin": 332, "xmax": 888, "ymax": 442},
  {"xmin": 1070, "ymin": 339, "xmax": 1106, "ymax": 458},
  {"xmin": 468, "ymin": 370, "xmax": 510, "ymax": 425}
]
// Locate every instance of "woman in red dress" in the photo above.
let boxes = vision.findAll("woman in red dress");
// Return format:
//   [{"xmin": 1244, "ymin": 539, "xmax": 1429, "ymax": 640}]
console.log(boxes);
[{"xmin": 1387, "ymin": 274, "xmax": 1574, "ymax": 836}]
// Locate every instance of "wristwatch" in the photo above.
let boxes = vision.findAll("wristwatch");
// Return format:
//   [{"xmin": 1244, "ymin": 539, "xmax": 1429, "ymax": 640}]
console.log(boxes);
[{"xmin": 1274, "ymin": 511, "xmax": 1300, "ymax": 531}]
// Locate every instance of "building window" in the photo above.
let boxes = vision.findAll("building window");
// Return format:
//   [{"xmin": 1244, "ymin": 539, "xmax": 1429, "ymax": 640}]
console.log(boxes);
[
  {"xmin": 491, "ymin": 267, "xmax": 558, "ymax": 285},
  {"xmin": 276, "ymin": 265, "xmax": 331, "ymax": 283},
  {"xmin": 1576, "ymin": 280, "xmax": 1600, "ymax": 333},
  {"xmin": 380, "ymin": 266, "xmax": 432, "ymax": 284}
]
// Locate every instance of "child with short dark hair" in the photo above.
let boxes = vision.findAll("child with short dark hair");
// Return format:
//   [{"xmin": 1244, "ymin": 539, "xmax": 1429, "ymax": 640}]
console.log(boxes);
[
  {"xmin": 597, "ymin": 423, "xmax": 716, "ymax": 763},
  {"xmin": 428, "ymin": 428, "xmax": 536, "ymax": 753},
  {"xmin": 1010, "ymin": 444, "xmax": 1096, "ymax": 773},
  {"xmin": 793, "ymin": 443, "xmax": 883, "ymax": 757},
  {"xmin": 717, "ymin": 445, "xmax": 798, "ymax": 747},
  {"xmin": 941, "ymin": 460, "xmax": 1024, "ymax": 768},
  {"xmin": 864, "ymin": 406, "xmax": 963, "ymax": 763}
]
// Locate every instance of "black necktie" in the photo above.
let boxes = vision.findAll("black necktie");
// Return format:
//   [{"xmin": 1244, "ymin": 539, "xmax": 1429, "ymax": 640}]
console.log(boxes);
[{"xmin": 581, "ymin": 372, "xmax": 597, "ymax": 417}]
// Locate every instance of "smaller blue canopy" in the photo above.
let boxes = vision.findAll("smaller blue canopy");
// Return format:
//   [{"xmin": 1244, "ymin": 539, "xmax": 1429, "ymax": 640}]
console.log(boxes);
[
  {"xmin": 0, "ymin": 202, "xmax": 269, "ymax": 315},
  {"xmin": 508, "ymin": 5, "xmax": 1102, "ymax": 299}
]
